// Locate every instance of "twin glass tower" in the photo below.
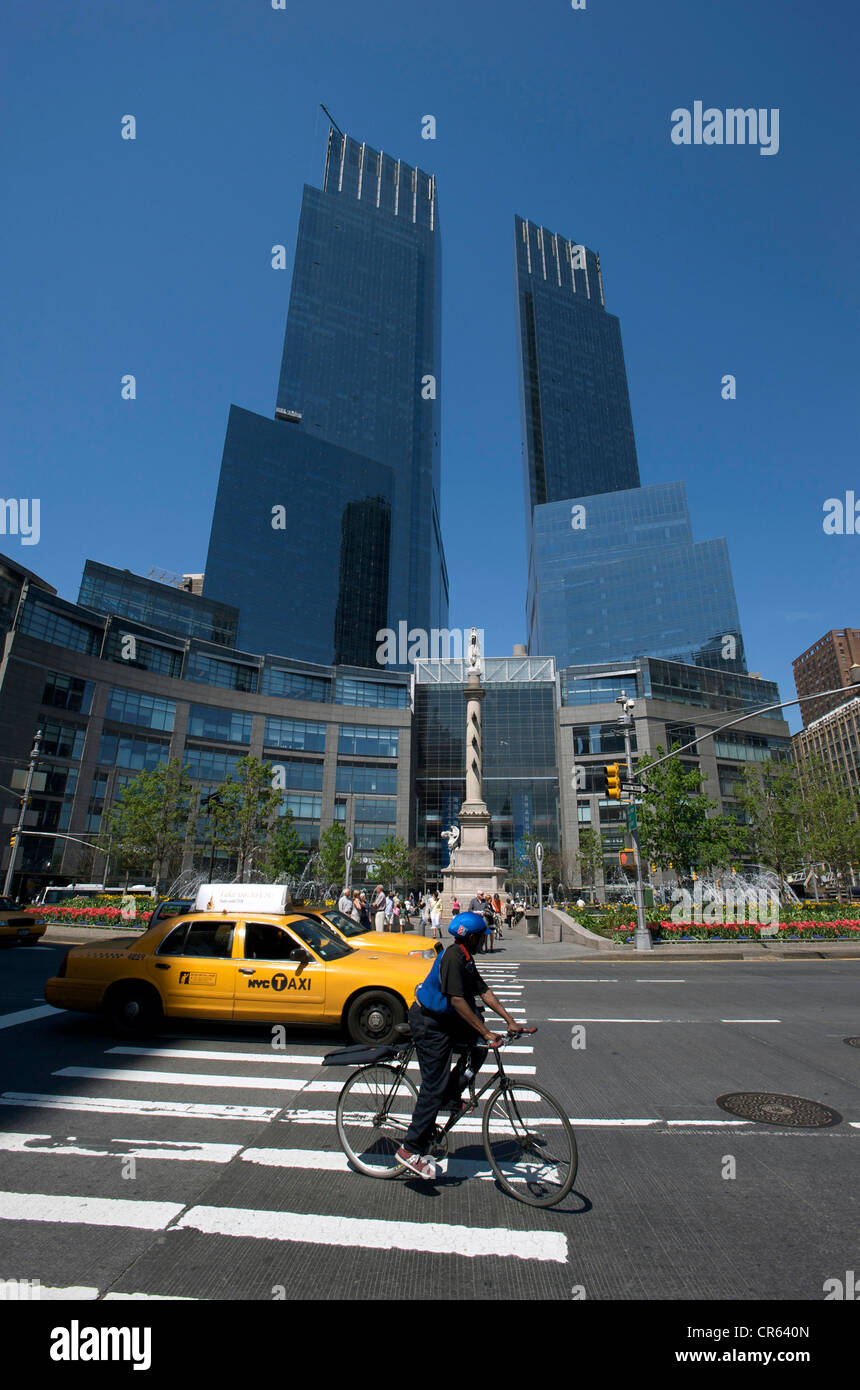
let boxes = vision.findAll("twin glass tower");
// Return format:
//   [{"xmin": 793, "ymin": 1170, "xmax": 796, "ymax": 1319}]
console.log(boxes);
[
  {"xmin": 204, "ymin": 129, "xmax": 447, "ymax": 668},
  {"xmin": 204, "ymin": 128, "xmax": 746, "ymax": 677}
]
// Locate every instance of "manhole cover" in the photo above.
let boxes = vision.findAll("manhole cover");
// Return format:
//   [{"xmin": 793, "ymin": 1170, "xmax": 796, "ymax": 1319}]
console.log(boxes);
[
  {"xmin": 844, "ymin": 1037, "xmax": 860, "ymax": 1049},
  {"xmin": 716, "ymin": 1092, "xmax": 842, "ymax": 1128}
]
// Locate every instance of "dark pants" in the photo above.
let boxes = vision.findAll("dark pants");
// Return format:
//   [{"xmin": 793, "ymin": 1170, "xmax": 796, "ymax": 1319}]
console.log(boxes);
[{"xmin": 402, "ymin": 1002, "xmax": 486, "ymax": 1155}]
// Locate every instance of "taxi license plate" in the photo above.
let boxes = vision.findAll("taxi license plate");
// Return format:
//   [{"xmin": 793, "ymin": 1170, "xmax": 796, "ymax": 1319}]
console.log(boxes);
[{"xmin": 17, "ymin": 928, "xmax": 30, "ymax": 936}]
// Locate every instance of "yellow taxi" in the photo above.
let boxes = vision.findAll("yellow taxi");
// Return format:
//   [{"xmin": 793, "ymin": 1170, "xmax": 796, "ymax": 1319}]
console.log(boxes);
[
  {"xmin": 0, "ymin": 896, "xmax": 46, "ymax": 945},
  {"xmin": 303, "ymin": 906, "xmax": 442, "ymax": 961},
  {"xmin": 45, "ymin": 884, "xmax": 428, "ymax": 1045}
]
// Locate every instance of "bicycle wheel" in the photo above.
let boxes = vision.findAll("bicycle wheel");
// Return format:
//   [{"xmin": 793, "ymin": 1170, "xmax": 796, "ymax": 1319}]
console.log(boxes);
[
  {"xmin": 336, "ymin": 1064, "xmax": 419, "ymax": 1178},
  {"xmin": 482, "ymin": 1081, "xmax": 577, "ymax": 1207}
]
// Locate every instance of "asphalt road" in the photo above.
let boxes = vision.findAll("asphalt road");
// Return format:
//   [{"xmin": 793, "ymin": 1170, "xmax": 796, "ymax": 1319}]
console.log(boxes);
[{"xmin": 0, "ymin": 938, "xmax": 857, "ymax": 1302}]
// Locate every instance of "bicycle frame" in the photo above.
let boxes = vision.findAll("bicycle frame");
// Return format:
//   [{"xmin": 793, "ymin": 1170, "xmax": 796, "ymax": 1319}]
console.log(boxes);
[{"xmin": 368, "ymin": 1033, "xmax": 522, "ymax": 1135}]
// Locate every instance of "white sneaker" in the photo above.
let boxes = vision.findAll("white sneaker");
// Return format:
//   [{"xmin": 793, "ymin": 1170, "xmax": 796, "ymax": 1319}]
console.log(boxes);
[{"xmin": 395, "ymin": 1146, "xmax": 440, "ymax": 1180}]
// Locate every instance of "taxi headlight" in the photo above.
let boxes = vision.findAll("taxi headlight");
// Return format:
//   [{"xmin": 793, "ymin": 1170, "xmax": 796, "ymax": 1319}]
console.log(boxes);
[{"xmin": 409, "ymin": 948, "xmax": 436, "ymax": 959}]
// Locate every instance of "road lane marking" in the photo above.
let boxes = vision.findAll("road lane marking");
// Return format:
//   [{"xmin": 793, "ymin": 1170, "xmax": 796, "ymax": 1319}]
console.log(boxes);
[
  {"xmin": 175, "ymin": 1204, "xmax": 568, "ymax": 1263},
  {"xmin": 0, "ymin": 1006, "xmax": 58, "ymax": 1030},
  {"xmin": 721, "ymin": 1019, "xmax": 781, "ymax": 1023},
  {"xmin": 0, "ymin": 1092, "xmax": 279, "ymax": 1121},
  {"xmin": 0, "ymin": 1191, "xmax": 184, "ymax": 1229}
]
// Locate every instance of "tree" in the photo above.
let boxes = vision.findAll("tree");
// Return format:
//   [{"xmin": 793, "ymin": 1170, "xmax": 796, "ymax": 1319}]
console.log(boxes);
[
  {"xmin": 261, "ymin": 809, "xmax": 307, "ymax": 882},
  {"xmin": 635, "ymin": 747, "xmax": 744, "ymax": 883},
  {"xmin": 317, "ymin": 822, "xmax": 347, "ymax": 888},
  {"xmin": 574, "ymin": 826, "xmax": 604, "ymax": 896},
  {"xmin": 797, "ymin": 756, "xmax": 860, "ymax": 889},
  {"xmin": 104, "ymin": 758, "xmax": 193, "ymax": 886},
  {"xmin": 216, "ymin": 757, "xmax": 284, "ymax": 882},
  {"xmin": 373, "ymin": 834, "xmax": 411, "ymax": 890},
  {"xmin": 735, "ymin": 758, "xmax": 801, "ymax": 884},
  {"xmin": 511, "ymin": 832, "xmax": 540, "ymax": 896}
]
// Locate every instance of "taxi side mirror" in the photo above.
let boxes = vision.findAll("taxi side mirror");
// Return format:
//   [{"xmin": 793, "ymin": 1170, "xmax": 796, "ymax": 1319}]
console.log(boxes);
[{"xmin": 291, "ymin": 947, "xmax": 313, "ymax": 965}]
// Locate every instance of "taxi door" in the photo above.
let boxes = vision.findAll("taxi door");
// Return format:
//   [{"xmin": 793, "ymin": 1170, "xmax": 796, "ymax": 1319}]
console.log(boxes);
[
  {"xmin": 149, "ymin": 918, "xmax": 237, "ymax": 1019},
  {"xmin": 232, "ymin": 920, "xmax": 326, "ymax": 1023}
]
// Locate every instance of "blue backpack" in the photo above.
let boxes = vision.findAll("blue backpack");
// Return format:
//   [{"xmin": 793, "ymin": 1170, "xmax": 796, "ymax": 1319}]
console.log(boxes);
[{"xmin": 415, "ymin": 950, "xmax": 453, "ymax": 1015}]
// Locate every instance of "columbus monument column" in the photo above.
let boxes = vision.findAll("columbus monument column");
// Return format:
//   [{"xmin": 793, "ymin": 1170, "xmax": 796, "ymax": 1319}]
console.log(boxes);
[{"xmin": 441, "ymin": 629, "xmax": 503, "ymax": 912}]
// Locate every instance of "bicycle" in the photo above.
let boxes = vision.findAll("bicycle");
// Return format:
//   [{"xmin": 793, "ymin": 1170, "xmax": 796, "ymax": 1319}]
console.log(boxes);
[{"xmin": 324, "ymin": 1025, "xmax": 577, "ymax": 1208}]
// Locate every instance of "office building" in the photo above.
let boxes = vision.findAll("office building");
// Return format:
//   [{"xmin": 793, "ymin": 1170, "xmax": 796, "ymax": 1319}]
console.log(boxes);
[
  {"xmin": 204, "ymin": 129, "xmax": 448, "ymax": 667},
  {"xmin": 514, "ymin": 216, "xmax": 747, "ymax": 676},
  {"xmin": 793, "ymin": 628, "xmax": 860, "ymax": 727}
]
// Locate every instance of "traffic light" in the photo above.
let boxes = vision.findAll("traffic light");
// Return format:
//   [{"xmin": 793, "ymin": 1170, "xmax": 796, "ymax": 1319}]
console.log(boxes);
[
  {"xmin": 618, "ymin": 847, "xmax": 636, "ymax": 868},
  {"xmin": 8, "ymin": 834, "xmax": 16, "ymax": 848},
  {"xmin": 604, "ymin": 763, "xmax": 621, "ymax": 800}
]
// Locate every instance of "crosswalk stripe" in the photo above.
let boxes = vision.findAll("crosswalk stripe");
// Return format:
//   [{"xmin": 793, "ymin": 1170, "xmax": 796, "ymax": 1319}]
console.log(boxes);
[
  {"xmin": 0, "ymin": 1006, "xmax": 58, "ymax": 1030},
  {"xmin": 0, "ymin": 1191, "xmax": 184, "ymax": 1230},
  {"xmin": 106, "ymin": 1046, "xmax": 529, "ymax": 1077},
  {"xmin": 0, "ymin": 1093, "xmax": 279, "ymax": 1121},
  {"xmin": 0, "ymin": 1132, "xmax": 241, "ymax": 1163},
  {"xmin": 241, "ymin": 1147, "xmax": 559, "ymax": 1183},
  {"xmin": 56, "ymin": 1068, "xmax": 312, "ymax": 1092},
  {"xmin": 175, "ymin": 1203, "xmax": 568, "ymax": 1263}
]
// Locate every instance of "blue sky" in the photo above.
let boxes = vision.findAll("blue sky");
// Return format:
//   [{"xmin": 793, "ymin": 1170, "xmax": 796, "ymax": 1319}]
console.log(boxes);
[{"xmin": 3, "ymin": 0, "xmax": 858, "ymax": 731}]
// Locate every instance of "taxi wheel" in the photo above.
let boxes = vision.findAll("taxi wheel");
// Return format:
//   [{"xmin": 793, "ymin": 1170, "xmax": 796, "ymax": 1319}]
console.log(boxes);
[
  {"xmin": 346, "ymin": 990, "xmax": 406, "ymax": 1046},
  {"xmin": 105, "ymin": 982, "xmax": 163, "ymax": 1036}
]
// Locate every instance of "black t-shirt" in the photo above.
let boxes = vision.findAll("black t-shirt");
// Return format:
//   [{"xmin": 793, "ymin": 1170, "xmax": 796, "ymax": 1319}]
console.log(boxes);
[{"xmin": 439, "ymin": 942, "xmax": 488, "ymax": 1013}]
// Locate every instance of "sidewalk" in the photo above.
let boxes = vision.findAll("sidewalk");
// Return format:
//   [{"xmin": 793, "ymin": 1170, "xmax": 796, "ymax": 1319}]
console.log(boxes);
[
  {"xmin": 40, "ymin": 921, "xmax": 860, "ymax": 961},
  {"xmin": 482, "ymin": 922, "xmax": 860, "ymax": 963}
]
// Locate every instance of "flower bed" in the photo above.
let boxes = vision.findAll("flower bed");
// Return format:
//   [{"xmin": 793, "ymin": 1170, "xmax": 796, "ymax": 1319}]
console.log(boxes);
[
  {"xmin": 604, "ymin": 920, "xmax": 860, "ymax": 945},
  {"xmin": 28, "ymin": 898, "xmax": 156, "ymax": 931}
]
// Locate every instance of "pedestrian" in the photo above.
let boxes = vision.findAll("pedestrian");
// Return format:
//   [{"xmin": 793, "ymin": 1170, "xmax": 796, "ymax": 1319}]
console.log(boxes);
[
  {"xmin": 351, "ymin": 891, "xmax": 362, "ymax": 923},
  {"xmin": 392, "ymin": 894, "xmax": 402, "ymax": 933},
  {"xmin": 372, "ymin": 884, "xmax": 386, "ymax": 932},
  {"xmin": 430, "ymin": 891, "xmax": 442, "ymax": 939},
  {"xmin": 395, "ymin": 912, "xmax": 526, "ymax": 1180},
  {"xmin": 338, "ymin": 886, "xmax": 352, "ymax": 915},
  {"xmin": 505, "ymin": 896, "xmax": 514, "ymax": 931},
  {"xmin": 384, "ymin": 890, "xmax": 394, "ymax": 932},
  {"xmin": 358, "ymin": 892, "xmax": 372, "ymax": 931},
  {"xmin": 451, "ymin": 896, "xmax": 460, "ymax": 916}
]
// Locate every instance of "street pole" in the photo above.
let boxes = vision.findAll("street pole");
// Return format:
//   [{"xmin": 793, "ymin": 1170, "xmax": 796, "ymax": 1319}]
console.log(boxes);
[
  {"xmin": 4, "ymin": 728, "xmax": 42, "ymax": 898},
  {"xmin": 345, "ymin": 840, "xmax": 353, "ymax": 896},
  {"xmin": 617, "ymin": 695, "xmax": 652, "ymax": 952},
  {"xmin": 535, "ymin": 840, "xmax": 544, "ymax": 943}
]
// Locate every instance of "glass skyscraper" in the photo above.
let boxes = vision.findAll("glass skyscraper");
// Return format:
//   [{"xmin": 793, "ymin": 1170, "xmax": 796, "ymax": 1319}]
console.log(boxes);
[
  {"xmin": 204, "ymin": 129, "xmax": 448, "ymax": 666},
  {"xmin": 515, "ymin": 215, "xmax": 747, "ymax": 674}
]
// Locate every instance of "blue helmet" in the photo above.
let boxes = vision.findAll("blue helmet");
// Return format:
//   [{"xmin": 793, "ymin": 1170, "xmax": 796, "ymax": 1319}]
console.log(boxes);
[{"xmin": 448, "ymin": 911, "xmax": 489, "ymax": 938}]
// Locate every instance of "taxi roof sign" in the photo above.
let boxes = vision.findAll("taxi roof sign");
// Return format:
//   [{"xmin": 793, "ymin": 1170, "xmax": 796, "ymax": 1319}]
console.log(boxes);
[{"xmin": 193, "ymin": 883, "xmax": 293, "ymax": 915}]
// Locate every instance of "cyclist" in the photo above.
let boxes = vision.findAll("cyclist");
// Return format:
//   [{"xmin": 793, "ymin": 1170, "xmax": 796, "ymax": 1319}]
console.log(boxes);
[{"xmin": 395, "ymin": 911, "xmax": 526, "ymax": 1180}]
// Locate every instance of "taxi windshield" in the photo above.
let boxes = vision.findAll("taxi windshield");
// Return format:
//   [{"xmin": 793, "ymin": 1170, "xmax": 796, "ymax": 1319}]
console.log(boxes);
[
  {"xmin": 288, "ymin": 916, "xmax": 354, "ymax": 961},
  {"xmin": 322, "ymin": 909, "xmax": 366, "ymax": 939}
]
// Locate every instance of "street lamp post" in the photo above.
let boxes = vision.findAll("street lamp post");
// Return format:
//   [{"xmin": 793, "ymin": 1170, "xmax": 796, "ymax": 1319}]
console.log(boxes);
[
  {"xmin": 535, "ymin": 840, "xmax": 544, "ymax": 943},
  {"xmin": 201, "ymin": 793, "xmax": 223, "ymax": 880},
  {"xmin": 617, "ymin": 696, "xmax": 652, "ymax": 951},
  {"xmin": 345, "ymin": 840, "xmax": 353, "ymax": 895},
  {"xmin": 4, "ymin": 729, "xmax": 42, "ymax": 898}
]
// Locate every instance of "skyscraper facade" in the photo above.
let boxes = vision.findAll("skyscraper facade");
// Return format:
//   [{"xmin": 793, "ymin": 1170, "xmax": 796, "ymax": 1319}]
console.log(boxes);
[
  {"xmin": 204, "ymin": 129, "xmax": 448, "ymax": 667},
  {"xmin": 515, "ymin": 216, "xmax": 747, "ymax": 676},
  {"xmin": 515, "ymin": 217, "xmax": 640, "ymax": 512}
]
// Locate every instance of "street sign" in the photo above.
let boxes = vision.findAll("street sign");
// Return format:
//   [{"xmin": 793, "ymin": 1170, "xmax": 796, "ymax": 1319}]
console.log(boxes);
[
  {"xmin": 621, "ymin": 781, "xmax": 644, "ymax": 795},
  {"xmin": 345, "ymin": 841, "xmax": 353, "ymax": 862},
  {"xmin": 626, "ymin": 805, "xmax": 637, "ymax": 831},
  {"xmin": 11, "ymin": 769, "xmax": 46, "ymax": 792}
]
